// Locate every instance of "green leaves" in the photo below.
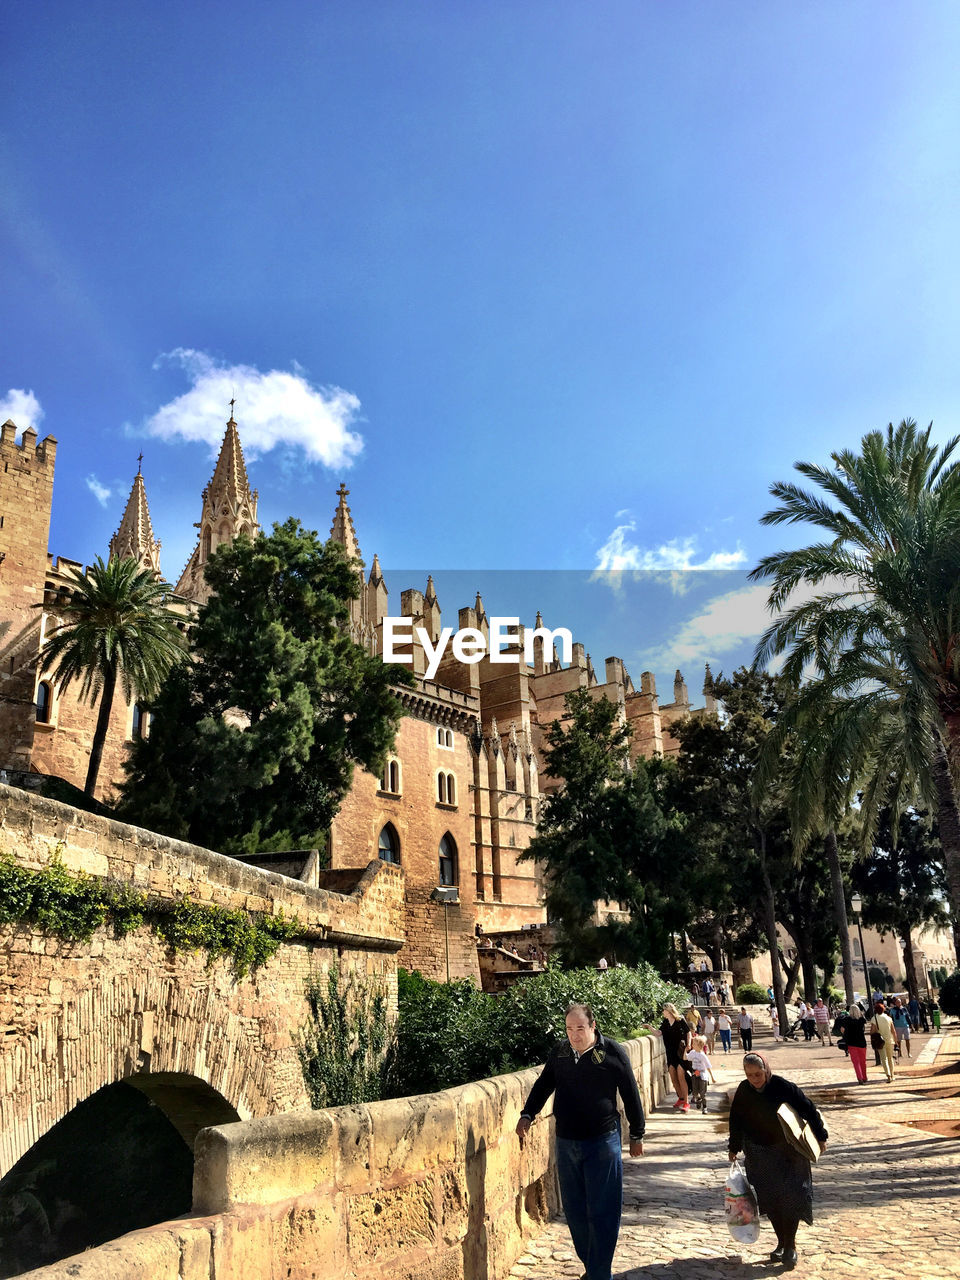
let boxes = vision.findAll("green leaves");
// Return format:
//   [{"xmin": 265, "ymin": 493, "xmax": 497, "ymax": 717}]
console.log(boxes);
[{"xmin": 118, "ymin": 519, "xmax": 409, "ymax": 853}]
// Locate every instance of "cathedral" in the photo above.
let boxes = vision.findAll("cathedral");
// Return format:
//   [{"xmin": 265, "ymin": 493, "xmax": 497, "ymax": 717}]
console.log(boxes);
[{"xmin": 0, "ymin": 411, "xmax": 714, "ymax": 980}]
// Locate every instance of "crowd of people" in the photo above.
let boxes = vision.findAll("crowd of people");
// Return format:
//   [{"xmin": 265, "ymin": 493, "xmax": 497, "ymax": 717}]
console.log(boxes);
[{"xmin": 517, "ymin": 999, "xmax": 835, "ymax": 1278}]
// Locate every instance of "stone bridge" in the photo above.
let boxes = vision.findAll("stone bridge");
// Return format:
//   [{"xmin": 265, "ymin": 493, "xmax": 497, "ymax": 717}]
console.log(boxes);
[{"xmin": 0, "ymin": 783, "xmax": 405, "ymax": 1182}]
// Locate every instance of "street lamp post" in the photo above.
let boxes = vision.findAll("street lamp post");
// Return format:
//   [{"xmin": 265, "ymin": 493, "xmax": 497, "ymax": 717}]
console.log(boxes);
[
  {"xmin": 851, "ymin": 893, "xmax": 869, "ymax": 1001},
  {"xmin": 431, "ymin": 885, "xmax": 459, "ymax": 982}
]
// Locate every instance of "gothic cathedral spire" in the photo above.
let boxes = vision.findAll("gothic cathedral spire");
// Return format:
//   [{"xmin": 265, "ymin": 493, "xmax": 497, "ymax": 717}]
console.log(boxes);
[
  {"xmin": 175, "ymin": 409, "xmax": 260, "ymax": 604},
  {"xmin": 109, "ymin": 465, "xmax": 162, "ymax": 575}
]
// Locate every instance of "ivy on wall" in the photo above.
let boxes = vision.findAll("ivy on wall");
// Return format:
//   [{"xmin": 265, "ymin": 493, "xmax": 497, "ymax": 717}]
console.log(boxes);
[{"xmin": 0, "ymin": 846, "xmax": 300, "ymax": 978}]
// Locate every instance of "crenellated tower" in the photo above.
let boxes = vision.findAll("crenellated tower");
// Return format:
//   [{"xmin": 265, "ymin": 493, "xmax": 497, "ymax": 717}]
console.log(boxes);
[
  {"xmin": 175, "ymin": 409, "xmax": 259, "ymax": 604},
  {"xmin": 108, "ymin": 460, "xmax": 161, "ymax": 575}
]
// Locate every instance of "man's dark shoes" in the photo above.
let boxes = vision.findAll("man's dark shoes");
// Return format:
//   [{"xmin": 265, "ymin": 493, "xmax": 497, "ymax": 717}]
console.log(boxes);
[
  {"xmin": 782, "ymin": 1249, "xmax": 798, "ymax": 1270},
  {"xmin": 770, "ymin": 1247, "xmax": 784, "ymax": 1262}
]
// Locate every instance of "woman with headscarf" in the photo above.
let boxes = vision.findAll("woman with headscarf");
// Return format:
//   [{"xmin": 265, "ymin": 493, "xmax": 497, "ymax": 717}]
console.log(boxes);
[
  {"xmin": 727, "ymin": 1052, "xmax": 828, "ymax": 1271},
  {"xmin": 842, "ymin": 1004, "xmax": 868, "ymax": 1084},
  {"xmin": 659, "ymin": 1003, "xmax": 692, "ymax": 1112}
]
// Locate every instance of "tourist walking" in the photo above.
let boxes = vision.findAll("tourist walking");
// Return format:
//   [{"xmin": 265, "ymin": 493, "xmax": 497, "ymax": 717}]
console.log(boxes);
[
  {"xmin": 685, "ymin": 1035, "xmax": 716, "ymax": 1113},
  {"xmin": 728, "ymin": 1052, "xmax": 829, "ymax": 1271},
  {"xmin": 659, "ymin": 1003, "xmax": 692, "ymax": 1111},
  {"xmin": 801, "ymin": 1002, "xmax": 817, "ymax": 1042},
  {"xmin": 842, "ymin": 1004, "xmax": 868, "ymax": 1084},
  {"xmin": 737, "ymin": 1007, "xmax": 754, "ymax": 1052},
  {"xmin": 770, "ymin": 1006, "xmax": 781, "ymax": 1041},
  {"xmin": 702, "ymin": 1011, "xmax": 717, "ymax": 1055},
  {"xmin": 870, "ymin": 1002, "xmax": 897, "ymax": 1081},
  {"xmin": 813, "ymin": 998, "xmax": 833, "ymax": 1046},
  {"xmin": 515, "ymin": 1003, "xmax": 645, "ymax": 1280},
  {"xmin": 717, "ymin": 1009, "xmax": 733, "ymax": 1054},
  {"xmin": 891, "ymin": 998, "xmax": 912, "ymax": 1059}
]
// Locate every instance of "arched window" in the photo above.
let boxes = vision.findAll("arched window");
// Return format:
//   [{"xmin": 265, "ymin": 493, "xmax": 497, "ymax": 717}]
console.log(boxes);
[
  {"xmin": 378, "ymin": 824, "xmax": 400, "ymax": 865},
  {"xmin": 381, "ymin": 758, "xmax": 401, "ymax": 795},
  {"xmin": 439, "ymin": 834, "xmax": 457, "ymax": 886},
  {"xmin": 202, "ymin": 527, "xmax": 212, "ymax": 560},
  {"xmin": 437, "ymin": 772, "xmax": 456, "ymax": 806},
  {"xmin": 446, "ymin": 773, "xmax": 456, "ymax": 805},
  {"xmin": 437, "ymin": 772, "xmax": 447, "ymax": 803},
  {"xmin": 35, "ymin": 681, "xmax": 51, "ymax": 724},
  {"xmin": 131, "ymin": 703, "xmax": 145, "ymax": 740},
  {"xmin": 437, "ymin": 727, "xmax": 453, "ymax": 749}
]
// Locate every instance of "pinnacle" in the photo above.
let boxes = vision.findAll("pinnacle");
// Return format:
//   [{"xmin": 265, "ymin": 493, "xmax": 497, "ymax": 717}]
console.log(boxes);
[
  {"xmin": 109, "ymin": 471, "xmax": 161, "ymax": 574},
  {"xmin": 329, "ymin": 483, "xmax": 363, "ymax": 566}
]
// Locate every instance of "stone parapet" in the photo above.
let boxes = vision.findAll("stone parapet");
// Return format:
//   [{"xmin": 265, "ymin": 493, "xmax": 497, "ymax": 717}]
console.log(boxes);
[{"xmin": 16, "ymin": 1035, "xmax": 668, "ymax": 1280}]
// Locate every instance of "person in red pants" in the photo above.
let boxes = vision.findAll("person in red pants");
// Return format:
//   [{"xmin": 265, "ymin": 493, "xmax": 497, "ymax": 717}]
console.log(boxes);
[{"xmin": 842, "ymin": 1003, "xmax": 868, "ymax": 1083}]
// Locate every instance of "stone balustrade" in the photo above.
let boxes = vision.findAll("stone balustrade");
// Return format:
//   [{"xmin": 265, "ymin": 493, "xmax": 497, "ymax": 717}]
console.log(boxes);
[{"xmin": 18, "ymin": 1034, "xmax": 668, "ymax": 1280}]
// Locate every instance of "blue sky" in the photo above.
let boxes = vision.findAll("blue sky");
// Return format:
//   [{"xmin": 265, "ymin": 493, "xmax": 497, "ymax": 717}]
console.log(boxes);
[{"xmin": 3, "ymin": 4, "xmax": 960, "ymax": 696}]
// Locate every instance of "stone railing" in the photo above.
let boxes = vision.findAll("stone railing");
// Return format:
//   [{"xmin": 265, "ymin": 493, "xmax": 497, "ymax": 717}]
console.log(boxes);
[{"xmin": 19, "ymin": 1035, "xmax": 667, "ymax": 1280}]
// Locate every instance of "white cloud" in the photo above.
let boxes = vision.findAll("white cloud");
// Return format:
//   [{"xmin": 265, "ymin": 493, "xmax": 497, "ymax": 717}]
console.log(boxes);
[
  {"xmin": 0, "ymin": 388, "xmax": 44, "ymax": 432},
  {"xmin": 86, "ymin": 475, "xmax": 111, "ymax": 507},
  {"xmin": 593, "ymin": 522, "xmax": 747, "ymax": 595},
  {"xmin": 640, "ymin": 582, "xmax": 773, "ymax": 672},
  {"xmin": 141, "ymin": 349, "xmax": 364, "ymax": 467}
]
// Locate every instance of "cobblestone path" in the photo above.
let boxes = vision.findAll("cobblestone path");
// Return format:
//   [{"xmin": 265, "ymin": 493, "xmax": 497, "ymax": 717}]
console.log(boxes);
[{"xmin": 507, "ymin": 1025, "xmax": 960, "ymax": 1279}]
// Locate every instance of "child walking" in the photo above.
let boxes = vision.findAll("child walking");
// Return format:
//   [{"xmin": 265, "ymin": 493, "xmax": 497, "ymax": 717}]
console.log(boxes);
[{"xmin": 685, "ymin": 1035, "xmax": 717, "ymax": 1113}]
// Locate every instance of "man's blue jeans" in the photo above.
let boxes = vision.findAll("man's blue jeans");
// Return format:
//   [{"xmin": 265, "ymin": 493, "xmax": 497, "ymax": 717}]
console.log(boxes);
[{"xmin": 555, "ymin": 1127, "xmax": 623, "ymax": 1280}]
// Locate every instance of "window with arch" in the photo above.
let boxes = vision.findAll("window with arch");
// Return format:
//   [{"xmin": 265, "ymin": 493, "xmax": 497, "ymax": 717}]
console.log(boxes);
[
  {"xmin": 35, "ymin": 681, "xmax": 52, "ymax": 724},
  {"xmin": 131, "ymin": 703, "xmax": 147, "ymax": 740},
  {"xmin": 202, "ymin": 527, "xmax": 212, "ymax": 560},
  {"xmin": 438, "ymin": 834, "xmax": 457, "ymax": 886},
  {"xmin": 218, "ymin": 522, "xmax": 231, "ymax": 548},
  {"xmin": 437, "ymin": 727, "xmax": 454, "ymax": 749},
  {"xmin": 380, "ymin": 757, "xmax": 401, "ymax": 795},
  {"xmin": 436, "ymin": 771, "xmax": 456, "ymax": 806},
  {"xmin": 378, "ymin": 823, "xmax": 400, "ymax": 865}
]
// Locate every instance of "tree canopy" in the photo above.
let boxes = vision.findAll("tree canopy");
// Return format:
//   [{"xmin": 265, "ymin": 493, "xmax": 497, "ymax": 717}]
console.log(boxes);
[
  {"xmin": 117, "ymin": 519, "xmax": 410, "ymax": 854},
  {"xmin": 38, "ymin": 556, "xmax": 186, "ymax": 796}
]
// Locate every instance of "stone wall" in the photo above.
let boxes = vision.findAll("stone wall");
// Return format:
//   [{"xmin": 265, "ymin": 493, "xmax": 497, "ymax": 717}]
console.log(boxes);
[
  {"xmin": 16, "ymin": 1035, "xmax": 668, "ymax": 1280},
  {"xmin": 0, "ymin": 784, "xmax": 405, "ymax": 1179}
]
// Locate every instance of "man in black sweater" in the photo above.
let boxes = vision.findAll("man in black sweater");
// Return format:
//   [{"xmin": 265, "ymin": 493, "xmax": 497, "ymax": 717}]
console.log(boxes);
[{"xmin": 515, "ymin": 1003, "xmax": 645, "ymax": 1280}]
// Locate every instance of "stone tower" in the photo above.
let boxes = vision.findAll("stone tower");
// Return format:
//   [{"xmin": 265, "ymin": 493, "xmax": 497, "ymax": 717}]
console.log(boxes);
[
  {"xmin": 108, "ymin": 463, "xmax": 161, "ymax": 575},
  {"xmin": 328, "ymin": 485, "xmax": 387, "ymax": 652},
  {"xmin": 0, "ymin": 419, "xmax": 58, "ymax": 768},
  {"xmin": 175, "ymin": 410, "xmax": 259, "ymax": 604}
]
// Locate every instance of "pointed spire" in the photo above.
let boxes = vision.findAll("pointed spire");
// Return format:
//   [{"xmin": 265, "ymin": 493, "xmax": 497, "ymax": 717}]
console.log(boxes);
[
  {"xmin": 368, "ymin": 552, "xmax": 384, "ymax": 585},
  {"xmin": 535, "ymin": 609, "xmax": 544, "ymax": 629},
  {"xmin": 703, "ymin": 662, "xmax": 714, "ymax": 694},
  {"xmin": 674, "ymin": 669, "xmax": 689, "ymax": 706},
  {"xmin": 329, "ymin": 483, "xmax": 363, "ymax": 566},
  {"xmin": 475, "ymin": 591, "xmax": 486, "ymax": 621},
  {"xmin": 207, "ymin": 413, "xmax": 254, "ymax": 515},
  {"xmin": 109, "ymin": 468, "xmax": 161, "ymax": 574},
  {"xmin": 489, "ymin": 716, "xmax": 502, "ymax": 755},
  {"xmin": 425, "ymin": 574, "xmax": 437, "ymax": 603}
]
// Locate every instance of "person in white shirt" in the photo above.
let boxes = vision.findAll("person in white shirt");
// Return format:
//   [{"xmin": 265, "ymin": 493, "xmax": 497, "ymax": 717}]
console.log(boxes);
[
  {"xmin": 701, "ymin": 1011, "xmax": 717, "ymax": 1054},
  {"xmin": 684, "ymin": 1035, "xmax": 717, "ymax": 1113},
  {"xmin": 737, "ymin": 1007, "xmax": 754, "ymax": 1052},
  {"xmin": 770, "ymin": 1006, "xmax": 781, "ymax": 1041},
  {"xmin": 716, "ymin": 1010, "xmax": 733, "ymax": 1053}
]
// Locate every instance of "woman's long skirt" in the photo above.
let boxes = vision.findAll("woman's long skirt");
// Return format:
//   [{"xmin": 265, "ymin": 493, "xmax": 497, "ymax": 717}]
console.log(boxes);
[{"xmin": 743, "ymin": 1138, "xmax": 813, "ymax": 1247}]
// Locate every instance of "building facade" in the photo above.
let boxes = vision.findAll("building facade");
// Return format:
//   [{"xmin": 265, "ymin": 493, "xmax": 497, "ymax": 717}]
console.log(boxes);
[{"xmin": 0, "ymin": 412, "xmax": 713, "ymax": 980}]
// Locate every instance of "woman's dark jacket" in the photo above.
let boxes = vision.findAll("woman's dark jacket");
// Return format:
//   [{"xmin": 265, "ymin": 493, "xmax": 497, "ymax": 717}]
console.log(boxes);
[
  {"xmin": 842, "ymin": 1015, "xmax": 867, "ymax": 1049},
  {"xmin": 728, "ymin": 1075, "xmax": 828, "ymax": 1156},
  {"xmin": 520, "ymin": 1030, "xmax": 646, "ymax": 1142},
  {"xmin": 659, "ymin": 1017, "xmax": 690, "ymax": 1067}
]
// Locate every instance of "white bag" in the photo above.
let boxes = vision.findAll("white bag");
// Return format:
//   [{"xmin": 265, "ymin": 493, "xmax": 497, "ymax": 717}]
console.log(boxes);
[{"xmin": 724, "ymin": 1159, "xmax": 760, "ymax": 1244}]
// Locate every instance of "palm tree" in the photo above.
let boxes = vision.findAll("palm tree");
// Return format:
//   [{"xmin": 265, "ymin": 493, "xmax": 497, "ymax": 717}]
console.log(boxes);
[
  {"xmin": 750, "ymin": 420, "xmax": 960, "ymax": 947},
  {"xmin": 38, "ymin": 556, "xmax": 186, "ymax": 796}
]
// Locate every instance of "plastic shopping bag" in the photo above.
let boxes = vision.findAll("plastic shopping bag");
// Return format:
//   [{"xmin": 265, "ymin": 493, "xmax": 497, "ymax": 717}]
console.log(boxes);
[{"xmin": 724, "ymin": 1159, "xmax": 760, "ymax": 1244}]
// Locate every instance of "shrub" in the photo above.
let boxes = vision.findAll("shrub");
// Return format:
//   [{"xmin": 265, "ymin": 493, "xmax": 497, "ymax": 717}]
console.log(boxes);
[
  {"xmin": 938, "ymin": 971, "xmax": 960, "ymax": 1017},
  {"xmin": 385, "ymin": 961, "xmax": 687, "ymax": 1099},
  {"xmin": 735, "ymin": 982, "xmax": 769, "ymax": 1005},
  {"xmin": 299, "ymin": 964, "xmax": 394, "ymax": 1108}
]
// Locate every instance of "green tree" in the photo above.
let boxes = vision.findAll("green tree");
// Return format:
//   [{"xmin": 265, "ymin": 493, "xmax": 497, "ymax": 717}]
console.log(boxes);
[
  {"xmin": 850, "ymin": 804, "xmax": 949, "ymax": 1000},
  {"xmin": 38, "ymin": 556, "xmax": 186, "ymax": 797},
  {"xmin": 670, "ymin": 669, "xmax": 802, "ymax": 1036},
  {"xmin": 751, "ymin": 420, "xmax": 960, "ymax": 949},
  {"xmin": 118, "ymin": 519, "xmax": 409, "ymax": 853},
  {"xmin": 521, "ymin": 688, "xmax": 688, "ymax": 967}
]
